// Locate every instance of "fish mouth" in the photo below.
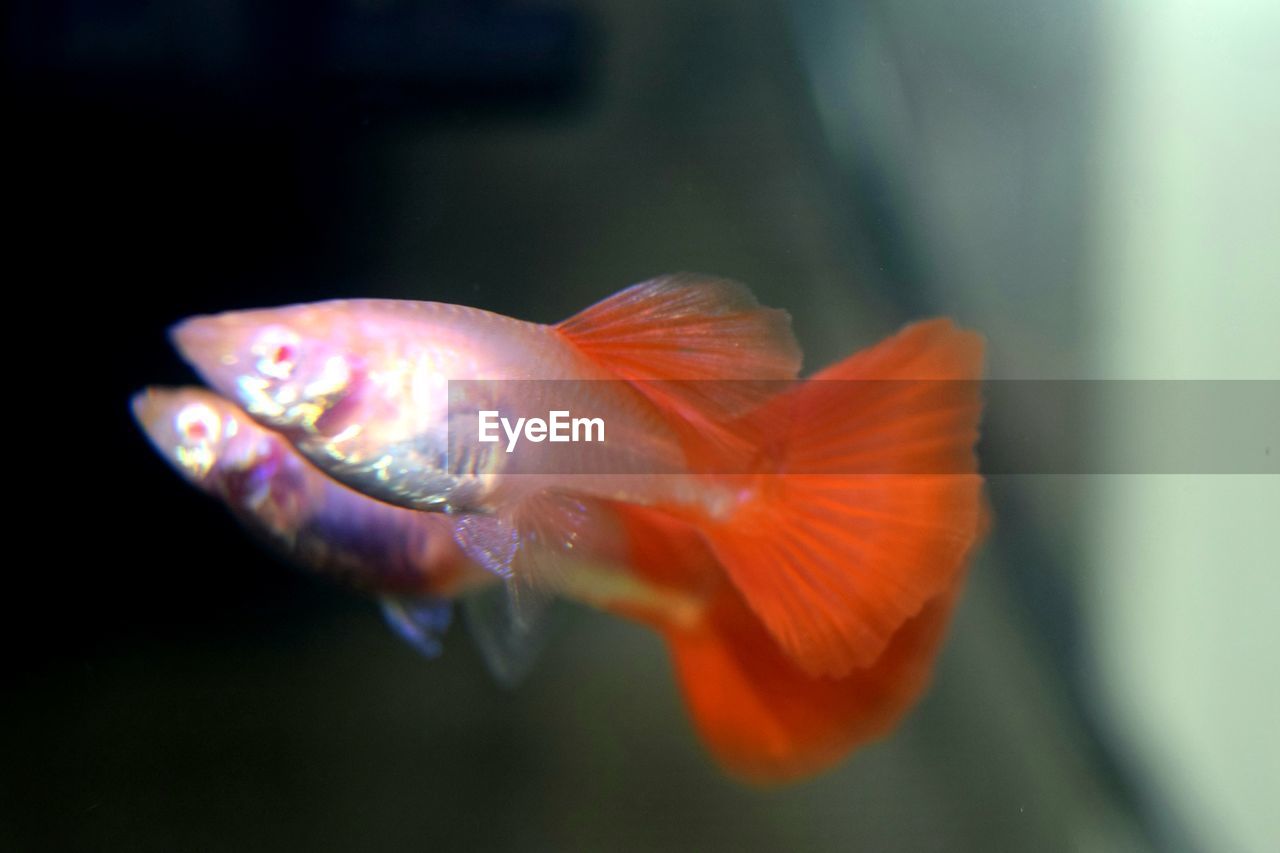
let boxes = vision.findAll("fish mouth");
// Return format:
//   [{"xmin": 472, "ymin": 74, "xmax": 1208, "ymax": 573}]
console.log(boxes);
[
  {"xmin": 130, "ymin": 386, "xmax": 185, "ymax": 462},
  {"xmin": 131, "ymin": 384, "xmax": 223, "ymax": 438},
  {"xmin": 167, "ymin": 312, "xmax": 264, "ymax": 401},
  {"xmin": 130, "ymin": 386, "xmax": 174, "ymax": 432},
  {"xmin": 169, "ymin": 314, "xmax": 234, "ymax": 372}
]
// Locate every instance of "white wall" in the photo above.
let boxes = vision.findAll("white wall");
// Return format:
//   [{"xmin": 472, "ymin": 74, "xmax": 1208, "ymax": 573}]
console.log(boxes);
[{"xmin": 1089, "ymin": 2, "xmax": 1280, "ymax": 851}]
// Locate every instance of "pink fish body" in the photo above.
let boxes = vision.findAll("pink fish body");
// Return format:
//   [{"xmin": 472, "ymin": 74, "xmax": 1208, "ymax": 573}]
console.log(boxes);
[
  {"xmin": 170, "ymin": 278, "xmax": 798, "ymax": 519},
  {"xmin": 132, "ymin": 388, "xmax": 487, "ymax": 618},
  {"xmin": 132, "ymin": 384, "xmax": 695, "ymax": 667}
]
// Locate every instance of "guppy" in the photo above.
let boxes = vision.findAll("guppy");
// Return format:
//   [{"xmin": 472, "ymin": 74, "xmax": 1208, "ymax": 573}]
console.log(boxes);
[
  {"xmin": 133, "ymin": 386, "xmax": 696, "ymax": 672},
  {"xmin": 133, "ymin": 386, "xmax": 485, "ymax": 657},
  {"xmin": 134, "ymin": 384, "xmax": 972, "ymax": 782},
  {"xmin": 153, "ymin": 274, "xmax": 988, "ymax": 780}
]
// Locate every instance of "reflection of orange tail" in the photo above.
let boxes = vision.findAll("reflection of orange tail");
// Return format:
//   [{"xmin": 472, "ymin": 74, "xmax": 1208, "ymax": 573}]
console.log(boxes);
[{"xmin": 614, "ymin": 506, "xmax": 978, "ymax": 784}]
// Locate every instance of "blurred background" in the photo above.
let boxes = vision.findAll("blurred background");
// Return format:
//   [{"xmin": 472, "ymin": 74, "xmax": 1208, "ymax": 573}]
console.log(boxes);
[{"xmin": 6, "ymin": 1, "xmax": 1277, "ymax": 851}]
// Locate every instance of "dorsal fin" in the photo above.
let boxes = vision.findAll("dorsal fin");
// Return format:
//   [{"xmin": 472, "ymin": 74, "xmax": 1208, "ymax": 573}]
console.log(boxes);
[
  {"xmin": 556, "ymin": 275, "xmax": 802, "ymax": 430},
  {"xmin": 557, "ymin": 274, "xmax": 802, "ymax": 383}
]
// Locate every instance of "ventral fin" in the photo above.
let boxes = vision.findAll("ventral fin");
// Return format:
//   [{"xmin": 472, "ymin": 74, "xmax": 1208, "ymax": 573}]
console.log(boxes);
[
  {"xmin": 556, "ymin": 275, "xmax": 803, "ymax": 431},
  {"xmin": 451, "ymin": 493, "xmax": 611, "ymax": 687},
  {"xmin": 463, "ymin": 581, "xmax": 555, "ymax": 688},
  {"xmin": 452, "ymin": 513, "xmax": 521, "ymax": 579},
  {"xmin": 450, "ymin": 492, "xmax": 600, "ymax": 628},
  {"xmin": 380, "ymin": 597, "xmax": 454, "ymax": 659}
]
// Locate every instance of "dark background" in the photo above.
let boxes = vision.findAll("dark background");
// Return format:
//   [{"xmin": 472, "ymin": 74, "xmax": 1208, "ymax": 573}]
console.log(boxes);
[{"xmin": 9, "ymin": 1, "xmax": 1273, "ymax": 851}]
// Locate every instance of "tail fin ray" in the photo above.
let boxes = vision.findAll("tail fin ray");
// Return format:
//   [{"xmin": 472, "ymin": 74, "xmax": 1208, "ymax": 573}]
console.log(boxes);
[
  {"xmin": 668, "ymin": 567, "xmax": 965, "ymax": 783},
  {"xmin": 700, "ymin": 319, "xmax": 986, "ymax": 677}
]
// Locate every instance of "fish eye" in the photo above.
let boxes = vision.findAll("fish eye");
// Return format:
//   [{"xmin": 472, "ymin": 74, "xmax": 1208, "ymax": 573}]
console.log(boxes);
[
  {"xmin": 253, "ymin": 327, "xmax": 302, "ymax": 380},
  {"xmin": 176, "ymin": 403, "xmax": 221, "ymax": 445},
  {"xmin": 173, "ymin": 403, "xmax": 222, "ymax": 478}
]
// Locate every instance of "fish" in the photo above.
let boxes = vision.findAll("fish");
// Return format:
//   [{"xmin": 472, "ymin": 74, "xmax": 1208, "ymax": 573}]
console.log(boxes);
[
  {"xmin": 133, "ymin": 383, "xmax": 976, "ymax": 782},
  {"xmin": 161, "ymin": 274, "xmax": 987, "ymax": 779},
  {"xmin": 131, "ymin": 385, "xmax": 490, "ymax": 657},
  {"xmin": 131, "ymin": 384, "xmax": 698, "ymax": 679}
]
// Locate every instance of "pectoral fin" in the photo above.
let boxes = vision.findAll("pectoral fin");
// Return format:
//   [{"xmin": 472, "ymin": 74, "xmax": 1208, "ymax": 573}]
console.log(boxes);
[
  {"xmin": 462, "ymin": 581, "xmax": 555, "ymax": 689},
  {"xmin": 380, "ymin": 597, "xmax": 454, "ymax": 659}
]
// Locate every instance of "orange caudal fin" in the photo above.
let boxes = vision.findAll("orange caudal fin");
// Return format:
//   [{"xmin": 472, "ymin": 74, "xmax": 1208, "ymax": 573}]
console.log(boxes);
[
  {"xmin": 609, "ymin": 506, "xmax": 974, "ymax": 783},
  {"xmin": 698, "ymin": 319, "xmax": 987, "ymax": 678},
  {"xmin": 669, "ymin": 573, "xmax": 966, "ymax": 783}
]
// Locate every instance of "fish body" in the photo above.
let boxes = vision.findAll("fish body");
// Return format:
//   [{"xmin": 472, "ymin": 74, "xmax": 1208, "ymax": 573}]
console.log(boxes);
[
  {"xmin": 170, "ymin": 295, "xmax": 707, "ymax": 515},
  {"xmin": 132, "ymin": 387, "xmax": 488, "ymax": 599},
  {"xmin": 156, "ymin": 274, "xmax": 988, "ymax": 781},
  {"xmin": 132, "ymin": 385, "xmax": 699, "ymax": 667}
]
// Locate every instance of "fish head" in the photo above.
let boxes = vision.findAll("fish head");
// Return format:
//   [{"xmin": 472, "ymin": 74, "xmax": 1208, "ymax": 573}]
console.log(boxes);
[
  {"xmin": 131, "ymin": 386, "xmax": 272, "ymax": 486},
  {"xmin": 133, "ymin": 385, "xmax": 330, "ymax": 538},
  {"xmin": 170, "ymin": 303, "xmax": 363, "ymax": 437},
  {"xmin": 170, "ymin": 299, "xmax": 516, "ymax": 510}
]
